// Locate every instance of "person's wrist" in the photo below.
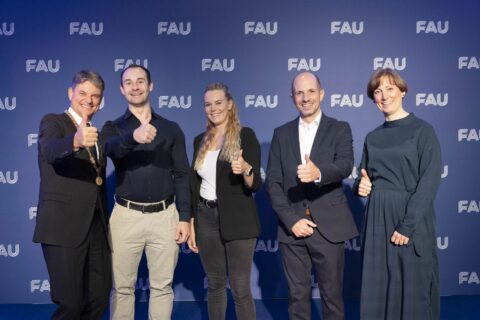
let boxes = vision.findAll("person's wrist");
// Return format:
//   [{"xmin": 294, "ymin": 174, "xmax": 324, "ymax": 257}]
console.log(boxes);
[{"xmin": 243, "ymin": 165, "xmax": 253, "ymax": 176}]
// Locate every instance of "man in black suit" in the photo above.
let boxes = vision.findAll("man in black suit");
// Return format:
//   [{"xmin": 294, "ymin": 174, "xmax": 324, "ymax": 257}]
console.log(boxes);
[
  {"xmin": 266, "ymin": 72, "xmax": 358, "ymax": 320},
  {"xmin": 33, "ymin": 70, "xmax": 111, "ymax": 319}
]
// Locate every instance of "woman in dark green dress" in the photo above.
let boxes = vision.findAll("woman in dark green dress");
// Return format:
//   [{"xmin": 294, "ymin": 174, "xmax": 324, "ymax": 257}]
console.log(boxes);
[{"xmin": 354, "ymin": 68, "xmax": 442, "ymax": 319}]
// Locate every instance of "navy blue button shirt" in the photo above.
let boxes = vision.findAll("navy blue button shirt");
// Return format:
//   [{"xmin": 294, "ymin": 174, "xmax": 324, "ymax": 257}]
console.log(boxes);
[{"xmin": 101, "ymin": 109, "xmax": 190, "ymax": 221}]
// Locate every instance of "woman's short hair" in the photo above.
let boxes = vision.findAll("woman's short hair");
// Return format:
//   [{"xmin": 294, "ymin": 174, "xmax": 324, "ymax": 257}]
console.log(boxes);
[{"xmin": 367, "ymin": 68, "xmax": 408, "ymax": 100}]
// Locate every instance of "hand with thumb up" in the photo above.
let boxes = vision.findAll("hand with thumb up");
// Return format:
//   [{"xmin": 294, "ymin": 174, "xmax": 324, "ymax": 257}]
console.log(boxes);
[
  {"xmin": 73, "ymin": 113, "xmax": 98, "ymax": 150},
  {"xmin": 297, "ymin": 154, "xmax": 321, "ymax": 183},
  {"xmin": 133, "ymin": 111, "xmax": 157, "ymax": 144},
  {"xmin": 231, "ymin": 149, "xmax": 249, "ymax": 175},
  {"xmin": 358, "ymin": 168, "xmax": 372, "ymax": 197}
]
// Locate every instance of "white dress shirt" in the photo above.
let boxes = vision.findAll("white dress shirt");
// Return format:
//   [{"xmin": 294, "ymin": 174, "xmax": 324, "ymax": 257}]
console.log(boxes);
[{"xmin": 298, "ymin": 112, "xmax": 322, "ymax": 182}]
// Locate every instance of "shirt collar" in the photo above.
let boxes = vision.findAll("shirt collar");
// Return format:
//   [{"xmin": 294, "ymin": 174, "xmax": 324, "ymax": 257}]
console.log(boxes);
[
  {"xmin": 67, "ymin": 107, "xmax": 83, "ymax": 126},
  {"xmin": 123, "ymin": 108, "xmax": 159, "ymax": 120},
  {"xmin": 298, "ymin": 111, "xmax": 322, "ymax": 128}
]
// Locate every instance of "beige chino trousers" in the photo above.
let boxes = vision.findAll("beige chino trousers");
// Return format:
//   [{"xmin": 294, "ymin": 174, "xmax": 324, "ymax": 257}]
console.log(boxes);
[{"xmin": 109, "ymin": 201, "xmax": 179, "ymax": 320}]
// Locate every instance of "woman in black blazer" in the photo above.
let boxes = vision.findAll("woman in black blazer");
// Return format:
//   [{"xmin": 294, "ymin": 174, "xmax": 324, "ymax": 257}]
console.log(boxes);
[{"xmin": 188, "ymin": 83, "xmax": 261, "ymax": 320}]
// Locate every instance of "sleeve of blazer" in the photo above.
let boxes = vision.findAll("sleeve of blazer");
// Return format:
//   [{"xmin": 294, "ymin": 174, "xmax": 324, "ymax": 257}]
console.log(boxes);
[
  {"xmin": 316, "ymin": 121, "xmax": 354, "ymax": 187},
  {"xmin": 39, "ymin": 114, "xmax": 76, "ymax": 164},
  {"xmin": 189, "ymin": 134, "xmax": 203, "ymax": 217},
  {"xmin": 266, "ymin": 127, "xmax": 300, "ymax": 230},
  {"xmin": 241, "ymin": 127, "xmax": 262, "ymax": 192}
]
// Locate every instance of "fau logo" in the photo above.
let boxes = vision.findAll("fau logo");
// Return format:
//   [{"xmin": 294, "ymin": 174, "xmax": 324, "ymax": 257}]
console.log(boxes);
[
  {"xmin": 0, "ymin": 244, "xmax": 19, "ymax": 257},
  {"xmin": 331, "ymin": 21, "xmax": 364, "ymax": 34},
  {"xmin": 255, "ymin": 239, "xmax": 278, "ymax": 253},
  {"xmin": 157, "ymin": 22, "xmax": 191, "ymax": 35},
  {"xmin": 344, "ymin": 237, "xmax": 361, "ymax": 251},
  {"xmin": 373, "ymin": 57, "xmax": 406, "ymax": 70},
  {"xmin": 459, "ymin": 272, "xmax": 480, "ymax": 285},
  {"xmin": 114, "ymin": 59, "xmax": 148, "ymax": 72},
  {"xmin": 201, "ymin": 58, "xmax": 235, "ymax": 72},
  {"xmin": 458, "ymin": 57, "xmax": 480, "ymax": 69},
  {"xmin": 244, "ymin": 21, "xmax": 278, "ymax": 35},
  {"xmin": 330, "ymin": 94, "xmax": 363, "ymax": 108},
  {"xmin": 28, "ymin": 134, "xmax": 38, "ymax": 146},
  {"xmin": 437, "ymin": 237, "xmax": 448, "ymax": 250},
  {"xmin": 158, "ymin": 96, "xmax": 191, "ymax": 109},
  {"xmin": 288, "ymin": 58, "xmax": 321, "ymax": 71},
  {"xmin": 31, "ymin": 280, "xmax": 50, "ymax": 292},
  {"xmin": 245, "ymin": 95, "xmax": 278, "ymax": 108},
  {"xmin": 416, "ymin": 93, "xmax": 448, "ymax": 106},
  {"xmin": 0, "ymin": 97, "xmax": 16, "ymax": 110},
  {"xmin": 29, "ymin": 207, "xmax": 37, "ymax": 220},
  {"xmin": 0, "ymin": 171, "xmax": 18, "ymax": 184},
  {"xmin": 26, "ymin": 59, "xmax": 60, "ymax": 73},
  {"xmin": 0, "ymin": 22, "xmax": 14, "ymax": 36},
  {"xmin": 458, "ymin": 200, "xmax": 480, "ymax": 213},
  {"xmin": 69, "ymin": 22, "xmax": 103, "ymax": 35},
  {"xmin": 416, "ymin": 21, "xmax": 449, "ymax": 34},
  {"xmin": 458, "ymin": 129, "xmax": 480, "ymax": 141}
]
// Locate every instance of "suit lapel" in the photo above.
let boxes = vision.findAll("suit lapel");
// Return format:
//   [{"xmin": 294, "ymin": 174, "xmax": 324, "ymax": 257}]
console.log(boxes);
[
  {"xmin": 288, "ymin": 118, "xmax": 302, "ymax": 165},
  {"xmin": 309, "ymin": 114, "xmax": 330, "ymax": 162}
]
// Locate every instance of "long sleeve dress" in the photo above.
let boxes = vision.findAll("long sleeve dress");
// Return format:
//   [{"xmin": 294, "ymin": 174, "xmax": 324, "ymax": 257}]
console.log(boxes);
[{"xmin": 353, "ymin": 113, "xmax": 442, "ymax": 320}]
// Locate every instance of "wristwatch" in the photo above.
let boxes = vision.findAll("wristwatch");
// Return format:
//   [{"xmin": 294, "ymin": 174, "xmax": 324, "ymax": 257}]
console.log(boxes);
[{"xmin": 243, "ymin": 166, "xmax": 253, "ymax": 176}]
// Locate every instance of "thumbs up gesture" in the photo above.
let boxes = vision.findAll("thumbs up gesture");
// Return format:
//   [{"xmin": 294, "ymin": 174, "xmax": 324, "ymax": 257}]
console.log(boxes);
[
  {"xmin": 133, "ymin": 111, "xmax": 156, "ymax": 144},
  {"xmin": 231, "ymin": 149, "xmax": 249, "ymax": 175},
  {"xmin": 73, "ymin": 113, "xmax": 98, "ymax": 149},
  {"xmin": 297, "ymin": 154, "xmax": 321, "ymax": 183},
  {"xmin": 357, "ymin": 169, "xmax": 372, "ymax": 197}
]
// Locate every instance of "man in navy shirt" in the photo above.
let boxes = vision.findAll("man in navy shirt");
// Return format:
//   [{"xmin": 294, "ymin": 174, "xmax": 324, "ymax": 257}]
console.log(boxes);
[{"xmin": 102, "ymin": 65, "xmax": 190, "ymax": 319}]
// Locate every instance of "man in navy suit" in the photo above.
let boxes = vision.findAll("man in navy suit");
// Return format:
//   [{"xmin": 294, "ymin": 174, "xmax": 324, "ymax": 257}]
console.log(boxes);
[
  {"xmin": 34, "ymin": 70, "xmax": 111, "ymax": 320},
  {"xmin": 266, "ymin": 72, "xmax": 358, "ymax": 320}
]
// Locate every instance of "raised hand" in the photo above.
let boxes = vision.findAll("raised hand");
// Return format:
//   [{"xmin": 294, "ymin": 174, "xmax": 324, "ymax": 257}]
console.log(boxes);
[
  {"xmin": 297, "ymin": 154, "xmax": 321, "ymax": 183},
  {"xmin": 231, "ymin": 149, "xmax": 249, "ymax": 175},
  {"xmin": 357, "ymin": 169, "xmax": 372, "ymax": 197},
  {"xmin": 73, "ymin": 114, "xmax": 98, "ymax": 149},
  {"xmin": 133, "ymin": 111, "xmax": 156, "ymax": 144}
]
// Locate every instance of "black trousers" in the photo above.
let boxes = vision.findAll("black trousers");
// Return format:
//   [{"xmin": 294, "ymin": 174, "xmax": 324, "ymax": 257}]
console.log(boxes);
[
  {"xmin": 195, "ymin": 203, "xmax": 256, "ymax": 320},
  {"xmin": 280, "ymin": 229, "xmax": 345, "ymax": 320},
  {"xmin": 42, "ymin": 210, "xmax": 112, "ymax": 320}
]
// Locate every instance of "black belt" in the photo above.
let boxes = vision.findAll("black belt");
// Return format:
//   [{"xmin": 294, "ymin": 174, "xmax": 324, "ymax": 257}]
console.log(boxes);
[
  {"xmin": 115, "ymin": 195, "xmax": 174, "ymax": 213},
  {"xmin": 199, "ymin": 196, "xmax": 217, "ymax": 209}
]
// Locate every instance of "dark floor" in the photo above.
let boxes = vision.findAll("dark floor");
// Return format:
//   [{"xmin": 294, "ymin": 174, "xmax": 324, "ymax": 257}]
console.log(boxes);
[{"xmin": 0, "ymin": 296, "xmax": 478, "ymax": 319}]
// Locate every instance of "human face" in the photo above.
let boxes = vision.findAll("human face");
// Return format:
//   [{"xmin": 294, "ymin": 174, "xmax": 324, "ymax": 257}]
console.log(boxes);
[
  {"xmin": 292, "ymin": 73, "xmax": 324, "ymax": 123},
  {"xmin": 373, "ymin": 76, "xmax": 406, "ymax": 120},
  {"xmin": 120, "ymin": 67, "xmax": 153, "ymax": 107},
  {"xmin": 204, "ymin": 89, "xmax": 232, "ymax": 129},
  {"xmin": 68, "ymin": 81, "xmax": 103, "ymax": 120}
]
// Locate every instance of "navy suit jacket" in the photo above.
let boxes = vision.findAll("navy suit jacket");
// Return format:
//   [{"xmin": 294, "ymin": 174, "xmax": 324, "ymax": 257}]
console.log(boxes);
[
  {"xmin": 266, "ymin": 114, "xmax": 358, "ymax": 243},
  {"xmin": 33, "ymin": 113, "xmax": 108, "ymax": 247}
]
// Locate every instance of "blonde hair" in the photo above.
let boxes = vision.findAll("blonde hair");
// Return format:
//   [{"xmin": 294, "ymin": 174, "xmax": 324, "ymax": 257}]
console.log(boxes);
[{"xmin": 194, "ymin": 83, "xmax": 241, "ymax": 170}]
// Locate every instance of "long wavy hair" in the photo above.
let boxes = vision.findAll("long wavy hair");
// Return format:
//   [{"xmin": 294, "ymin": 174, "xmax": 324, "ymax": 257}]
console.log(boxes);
[{"xmin": 194, "ymin": 83, "xmax": 241, "ymax": 170}]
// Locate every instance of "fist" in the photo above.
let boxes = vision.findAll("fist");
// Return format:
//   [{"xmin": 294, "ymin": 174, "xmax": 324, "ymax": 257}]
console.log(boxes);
[
  {"xmin": 358, "ymin": 169, "xmax": 372, "ymax": 197},
  {"xmin": 74, "ymin": 125, "xmax": 98, "ymax": 149},
  {"xmin": 297, "ymin": 154, "xmax": 320, "ymax": 183},
  {"xmin": 133, "ymin": 112, "xmax": 156, "ymax": 144}
]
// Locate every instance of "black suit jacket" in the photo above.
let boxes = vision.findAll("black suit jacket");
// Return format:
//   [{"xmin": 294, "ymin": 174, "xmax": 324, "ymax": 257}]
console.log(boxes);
[
  {"xmin": 190, "ymin": 127, "xmax": 261, "ymax": 241},
  {"xmin": 33, "ymin": 113, "xmax": 108, "ymax": 247},
  {"xmin": 266, "ymin": 114, "xmax": 358, "ymax": 243}
]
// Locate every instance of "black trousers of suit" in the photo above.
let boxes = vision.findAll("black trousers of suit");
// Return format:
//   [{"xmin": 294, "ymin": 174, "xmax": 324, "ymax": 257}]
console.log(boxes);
[
  {"xmin": 280, "ymin": 228, "xmax": 345, "ymax": 320},
  {"xmin": 42, "ymin": 210, "xmax": 111, "ymax": 320}
]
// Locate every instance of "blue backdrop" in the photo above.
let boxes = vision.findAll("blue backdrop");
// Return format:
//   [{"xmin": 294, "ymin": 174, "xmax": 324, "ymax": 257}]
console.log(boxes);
[{"xmin": 1, "ymin": 0, "xmax": 480, "ymax": 303}]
